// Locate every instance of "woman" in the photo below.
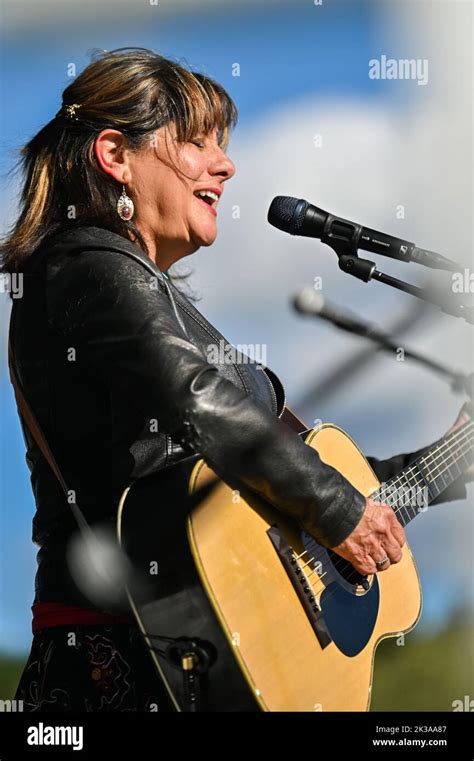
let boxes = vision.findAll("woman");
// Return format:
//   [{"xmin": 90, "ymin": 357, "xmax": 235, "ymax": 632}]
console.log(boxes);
[{"xmin": 2, "ymin": 48, "xmax": 470, "ymax": 712}]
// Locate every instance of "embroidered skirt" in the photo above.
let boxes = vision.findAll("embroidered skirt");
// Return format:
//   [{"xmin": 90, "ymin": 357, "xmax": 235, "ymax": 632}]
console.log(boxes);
[{"xmin": 14, "ymin": 623, "xmax": 174, "ymax": 712}]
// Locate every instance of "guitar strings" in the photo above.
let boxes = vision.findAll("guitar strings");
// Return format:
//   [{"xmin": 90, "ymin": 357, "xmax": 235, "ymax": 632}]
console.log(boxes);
[
  {"xmin": 376, "ymin": 423, "xmax": 473, "ymax": 509},
  {"xmin": 302, "ymin": 432, "xmax": 473, "ymax": 599},
  {"xmin": 380, "ymin": 423, "xmax": 473, "ymax": 518},
  {"xmin": 382, "ymin": 436, "xmax": 471, "ymax": 522},
  {"xmin": 385, "ymin": 432, "xmax": 473, "ymax": 525},
  {"xmin": 293, "ymin": 438, "xmax": 472, "ymax": 614},
  {"xmin": 305, "ymin": 435, "xmax": 473, "ymax": 600},
  {"xmin": 413, "ymin": 421, "xmax": 473, "ymax": 479},
  {"xmin": 298, "ymin": 423, "xmax": 473, "ymax": 598},
  {"xmin": 381, "ymin": 421, "xmax": 472, "ymax": 494},
  {"xmin": 277, "ymin": 425, "xmax": 473, "ymax": 611}
]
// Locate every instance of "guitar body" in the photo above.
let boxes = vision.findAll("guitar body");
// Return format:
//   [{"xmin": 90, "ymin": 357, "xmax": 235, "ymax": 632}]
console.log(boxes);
[{"xmin": 118, "ymin": 423, "xmax": 423, "ymax": 712}]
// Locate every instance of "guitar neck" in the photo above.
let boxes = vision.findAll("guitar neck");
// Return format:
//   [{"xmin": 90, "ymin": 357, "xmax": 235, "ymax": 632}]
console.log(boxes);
[{"xmin": 370, "ymin": 420, "xmax": 473, "ymax": 527}]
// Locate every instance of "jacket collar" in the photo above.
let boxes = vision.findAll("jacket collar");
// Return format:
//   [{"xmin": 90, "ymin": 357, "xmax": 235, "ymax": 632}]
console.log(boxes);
[{"xmin": 39, "ymin": 225, "xmax": 165, "ymax": 282}]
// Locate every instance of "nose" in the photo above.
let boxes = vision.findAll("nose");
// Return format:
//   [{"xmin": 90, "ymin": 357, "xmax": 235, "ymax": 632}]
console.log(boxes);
[{"xmin": 209, "ymin": 145, "xmax": 236, "ymax": 182}]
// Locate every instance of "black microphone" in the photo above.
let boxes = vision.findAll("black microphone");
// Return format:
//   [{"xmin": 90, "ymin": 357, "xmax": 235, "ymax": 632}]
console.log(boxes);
[{"xmin": 268, "ymin": 196, "xmax": 462, "ymax": 272}]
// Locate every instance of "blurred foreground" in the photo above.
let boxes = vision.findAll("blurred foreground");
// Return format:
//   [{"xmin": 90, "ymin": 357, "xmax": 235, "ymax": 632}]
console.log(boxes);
[{"xmin": 1, "ymin": 613, "xmax": 472, "ymax": 711}]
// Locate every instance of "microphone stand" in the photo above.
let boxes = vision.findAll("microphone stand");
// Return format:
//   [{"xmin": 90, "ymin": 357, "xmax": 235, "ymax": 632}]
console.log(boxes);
[
  {"xmin": 329, "ymin": 243, "xmax": 474, "ymax": 325},
  {"xmin": 314, "ymin": 306, "xmax": 473, "ymax": 399}
]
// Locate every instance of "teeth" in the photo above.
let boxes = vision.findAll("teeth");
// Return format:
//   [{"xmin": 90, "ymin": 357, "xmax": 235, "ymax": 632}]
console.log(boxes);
[{"xmin": 195, "ymin": 190, "xmax": 219, "ymax": 203}]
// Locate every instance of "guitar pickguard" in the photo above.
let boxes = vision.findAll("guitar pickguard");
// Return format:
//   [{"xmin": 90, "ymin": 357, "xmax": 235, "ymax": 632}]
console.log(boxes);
[
  {"xmin": 268, "ymin": 524, "xmax": 381, "ymax": 657},
  {"xmin": 320, "ymin": 578, "xmax": 380, "ymax": 657}
]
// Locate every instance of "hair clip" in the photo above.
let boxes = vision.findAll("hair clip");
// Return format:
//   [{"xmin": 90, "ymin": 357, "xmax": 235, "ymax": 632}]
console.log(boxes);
[{"xmin": 63, "ymin": 103, "xmax": 82, "ymax": 121}]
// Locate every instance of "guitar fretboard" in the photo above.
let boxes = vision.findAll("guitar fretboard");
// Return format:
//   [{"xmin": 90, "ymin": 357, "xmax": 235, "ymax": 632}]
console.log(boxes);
[{"xmin": 370, "ymin": 420, "xmax": 473, "ymax": 527}]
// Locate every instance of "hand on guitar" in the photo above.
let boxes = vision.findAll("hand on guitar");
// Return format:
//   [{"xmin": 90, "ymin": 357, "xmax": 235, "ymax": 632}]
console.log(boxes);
[
  {"xmin": 446, "ymin": 401, "xmax": 474, "ymax": 481},
  {"xmin": 331, "ymin": 402, "xmax": 473, "ymax": 577},
  {"xmin": 330, "ymin": 498, "xmax": 406, "ymax": 576}
]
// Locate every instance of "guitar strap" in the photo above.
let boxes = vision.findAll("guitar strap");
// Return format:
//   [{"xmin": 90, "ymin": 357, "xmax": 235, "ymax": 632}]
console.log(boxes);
[
  {"xmin": 8, "ymin": 338, "xmax": 63, "ymax": 494},
  {"xmin": 281, "ymin": 405, "xmax": 309, "ymax": 434},
  {"xmin": 7, "ymin": 330, "xmax": 91, "ymax": 535}
]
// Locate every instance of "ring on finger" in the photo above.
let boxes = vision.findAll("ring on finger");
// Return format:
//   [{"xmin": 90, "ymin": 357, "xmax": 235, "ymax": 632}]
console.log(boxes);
[{"xmin": 375, "ymin": 555, "xmax": 390, "ymax": 568}]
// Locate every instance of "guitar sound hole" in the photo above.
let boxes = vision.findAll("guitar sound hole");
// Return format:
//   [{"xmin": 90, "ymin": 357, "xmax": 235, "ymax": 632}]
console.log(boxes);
[
  {"xmin": 301, "ymin": 532, "xmax": 371, "ymax": 592},
  {"xmin": 327, "ymin": 549, "xmax": 370, "ymax": 589}
]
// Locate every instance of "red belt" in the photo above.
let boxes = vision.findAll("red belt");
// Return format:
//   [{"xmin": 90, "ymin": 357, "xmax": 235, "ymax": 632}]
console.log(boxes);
[{"xmin": 32, "ymin": 602, "xmax": 134, "ymax": 632}]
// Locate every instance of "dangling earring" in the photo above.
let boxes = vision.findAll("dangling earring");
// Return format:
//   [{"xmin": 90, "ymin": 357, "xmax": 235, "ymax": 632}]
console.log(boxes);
[{"xmin": 116, "ymin": 185, "xmax": 134, "ymax": 221}]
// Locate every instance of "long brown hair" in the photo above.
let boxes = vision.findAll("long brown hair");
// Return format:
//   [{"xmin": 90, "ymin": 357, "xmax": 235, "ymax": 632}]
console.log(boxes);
[{"xmin": 1, "ymin": 47, "xmax": 238, "ymax": 275}]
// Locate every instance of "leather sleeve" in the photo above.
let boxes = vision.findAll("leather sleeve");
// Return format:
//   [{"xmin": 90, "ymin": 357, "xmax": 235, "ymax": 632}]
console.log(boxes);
[
  {"xmin": 45, "ymin": 248, "xmax": 367, "ymax": 548},
  {"xmin": 366, "ymin": 449, "xmax": 467, "ymax": 504}
]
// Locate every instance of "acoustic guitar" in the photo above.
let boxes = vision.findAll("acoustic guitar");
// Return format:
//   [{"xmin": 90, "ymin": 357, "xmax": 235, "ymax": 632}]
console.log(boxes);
[{"xmin": 117, "ymin": 411, "xmax": 473, "ymax": 712}]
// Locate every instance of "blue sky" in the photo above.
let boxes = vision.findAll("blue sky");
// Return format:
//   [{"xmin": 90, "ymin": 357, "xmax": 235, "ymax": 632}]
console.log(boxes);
[{"xmin": 1, "ymin": 0, "xmax": 472, "ymax": 654}]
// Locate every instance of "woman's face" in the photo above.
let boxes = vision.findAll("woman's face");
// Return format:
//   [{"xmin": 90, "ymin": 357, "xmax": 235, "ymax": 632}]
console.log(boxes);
[{"xmin": 127, "ymin": 122, "xmax": 236, "ymax": 269}]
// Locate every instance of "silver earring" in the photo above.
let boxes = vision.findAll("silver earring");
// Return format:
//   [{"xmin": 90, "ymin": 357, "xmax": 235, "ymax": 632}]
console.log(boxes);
[{"xmin": 116, "ymin": 185, "xmax": 134, "ymax": 221}]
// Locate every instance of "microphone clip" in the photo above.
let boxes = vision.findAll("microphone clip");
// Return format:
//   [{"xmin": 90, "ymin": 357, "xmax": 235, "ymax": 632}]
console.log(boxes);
[
  {"xmin": 338, "ymin": 253, "xmax": 376, "ymax": 283},
  {"xmin": 332, "ymin": 244, "xmax": 473, "ymax": 325}
]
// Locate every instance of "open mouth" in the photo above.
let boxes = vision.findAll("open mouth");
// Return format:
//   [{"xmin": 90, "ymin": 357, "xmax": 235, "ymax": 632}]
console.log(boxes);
[{"xmin": 193, "ymin": 190, "xmax": 219, "ymax": 216}]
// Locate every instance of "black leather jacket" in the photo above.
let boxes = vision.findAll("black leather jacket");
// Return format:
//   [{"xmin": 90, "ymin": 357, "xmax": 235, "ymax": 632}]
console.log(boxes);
[{"xmin": 9, "ymin": 226, "xmax": 466, "ymax": 606}]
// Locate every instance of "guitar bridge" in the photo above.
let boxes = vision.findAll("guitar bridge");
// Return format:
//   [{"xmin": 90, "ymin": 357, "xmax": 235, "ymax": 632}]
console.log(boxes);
[{"xmin": 267, "ymin": 524, "xmax": 332, "ymax": 649}]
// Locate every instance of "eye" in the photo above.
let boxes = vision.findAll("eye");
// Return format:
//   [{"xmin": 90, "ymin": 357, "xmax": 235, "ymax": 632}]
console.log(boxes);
[{"xmin": 190, "ymin": 139, "xmax": 205, "ymax": 149}]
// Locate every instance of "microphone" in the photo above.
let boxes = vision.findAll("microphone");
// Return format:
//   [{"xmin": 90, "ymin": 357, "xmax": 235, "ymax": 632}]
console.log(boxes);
[
  {"xmin": 268, "ymin": 196, "xmax": 462, "ymax": 272},
  {"xmin": 293, "ymin": 287, "xmax": 473, "ymax": 395},
  {"xmin": 293, "ymin": 288, "xmax": 378, "ymax": 337}
]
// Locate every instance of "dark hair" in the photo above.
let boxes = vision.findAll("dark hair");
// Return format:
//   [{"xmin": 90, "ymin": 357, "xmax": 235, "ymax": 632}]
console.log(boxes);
[{"xmin": 1, "ymin": 47, "xmax": 238, "ymax": 276}]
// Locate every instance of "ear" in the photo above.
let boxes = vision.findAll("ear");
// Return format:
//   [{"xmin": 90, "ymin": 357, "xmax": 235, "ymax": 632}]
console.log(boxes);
[{"xmin": 93, "ymin": 129, "xmax": 133, "ymax": 185}]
